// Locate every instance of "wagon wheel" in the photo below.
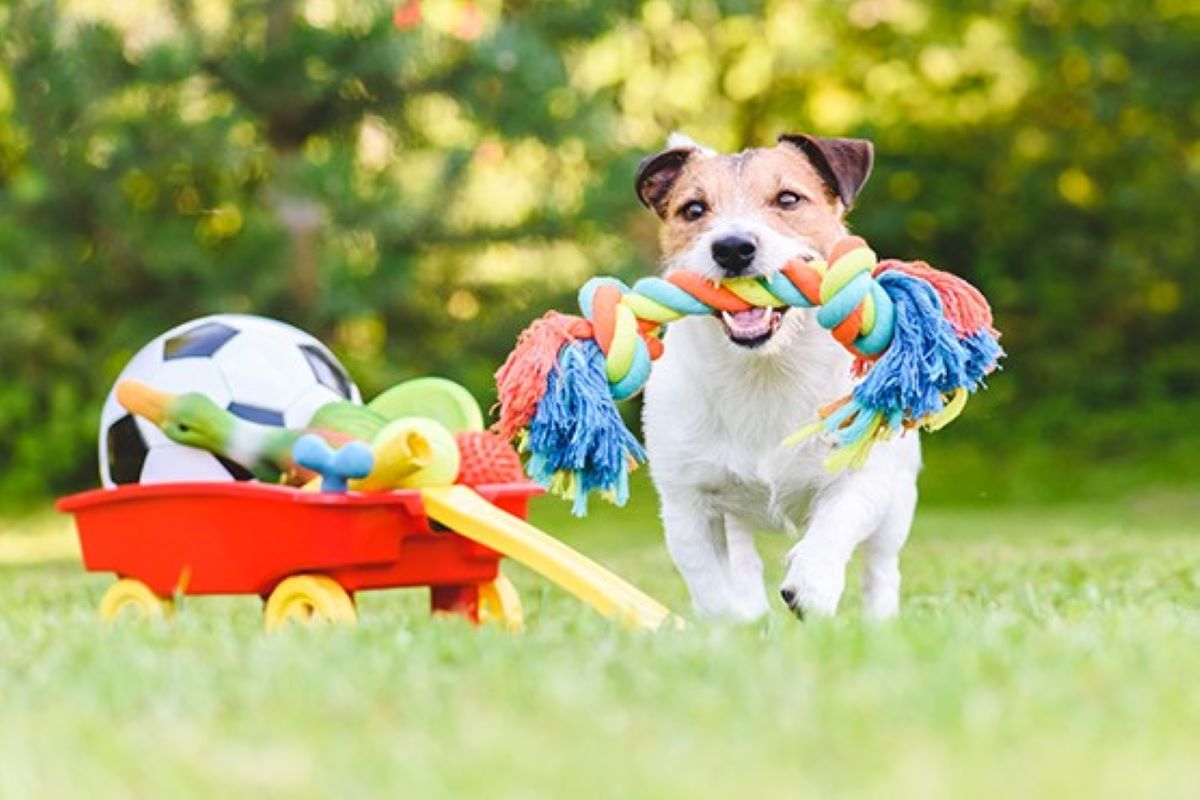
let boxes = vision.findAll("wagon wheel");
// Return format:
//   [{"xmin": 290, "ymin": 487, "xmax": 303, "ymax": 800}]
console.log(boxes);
[
  {"xmin": 263, "ymin": 575, "xmax": 357, "ymax": 632},
  {"xmin": 99, "ymin": 579, "xmax": 174, "ymax": 623},
  {"xmin": 477, "ymin": 573, "xmax": 524, "ymax": 632}
]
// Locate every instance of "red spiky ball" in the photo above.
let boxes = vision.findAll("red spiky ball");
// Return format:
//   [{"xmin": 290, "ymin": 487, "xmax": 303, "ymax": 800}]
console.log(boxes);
[{"xmin": 453, "ymin": 431, "xmax": 525, "ymax": 486}]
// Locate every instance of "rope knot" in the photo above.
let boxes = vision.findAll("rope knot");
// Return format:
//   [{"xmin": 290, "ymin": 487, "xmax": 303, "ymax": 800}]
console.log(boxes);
[
  {"xmin": 578, "ymin": 278, "xmax": 656, "ymax": 400},
  {"xmin": 810, "ymin": 237, "xmax": 895, "ymax": 358}
]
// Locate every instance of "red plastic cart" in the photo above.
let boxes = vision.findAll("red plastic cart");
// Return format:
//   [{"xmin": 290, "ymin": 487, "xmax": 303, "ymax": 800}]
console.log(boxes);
[{"xmin": 56, "ymin": 481, "xmax": 542, "ymax": 630}]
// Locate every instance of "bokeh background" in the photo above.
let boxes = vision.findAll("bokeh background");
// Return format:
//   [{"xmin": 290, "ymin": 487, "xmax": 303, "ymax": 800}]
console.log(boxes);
[{"xmin": 2, "ymin": 0, "xmax": 1197, "ymax": 508}]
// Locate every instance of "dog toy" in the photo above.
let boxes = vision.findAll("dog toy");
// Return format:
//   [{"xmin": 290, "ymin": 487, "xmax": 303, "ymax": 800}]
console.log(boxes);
[
  {"xmin": 495, "ymin": 236, "xmax": 1003, "ymax": 514},
  {"xmin": 292, "ymin": 436, "xmax": 374, "ymax": 492},
  {"xmin": 454, "ymin": 431, "xmax": 525, "ymax": 486},
  {"xmin": 115, "ymin": 380, "xmax": 331, "ymax": 483},
  {"xmin": 353, "ymin": 417, "xmax": 460, "ymax": 489},
  {"xmin": 115, "ymin": 380, "xmax": 456, "ymax": 490},
  {"xmin": 368, "ymin": 377, "xmax": 485, "ymax": 433},
  {"xmin": 308, "ymin": 401, "xmax": 389, "ymax": 442}
]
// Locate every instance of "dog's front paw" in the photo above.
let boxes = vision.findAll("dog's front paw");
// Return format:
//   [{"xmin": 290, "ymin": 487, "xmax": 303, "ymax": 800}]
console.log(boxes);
[
  {"xmin": 689, "ymin": 593, "xmax": 768, "ymax": 625},
  {"xmin": 728, "ymin": 596, "xmax": 770, "ymax": 624},
  {"xmin": 689, "ymin": 593, "xmax": 737, "ymax": 623},
  {"xmin": 779, "ymin": 549, "xmax": 845, "ymax": 619}
]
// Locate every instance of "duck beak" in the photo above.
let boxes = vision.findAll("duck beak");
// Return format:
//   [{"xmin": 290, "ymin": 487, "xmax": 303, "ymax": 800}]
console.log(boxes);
[{"xmin": 115, "ymin": 380, "xmax": 175, "ymax": 427}]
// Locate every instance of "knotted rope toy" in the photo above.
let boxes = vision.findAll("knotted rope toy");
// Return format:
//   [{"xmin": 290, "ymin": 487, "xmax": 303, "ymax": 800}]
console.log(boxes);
[{"xmin": 495, "ymin": 236, "xmax": 1003, "ymax": 515}]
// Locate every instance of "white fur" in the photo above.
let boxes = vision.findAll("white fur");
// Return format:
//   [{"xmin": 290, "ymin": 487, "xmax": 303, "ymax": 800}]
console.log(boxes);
[
  {"xmin": 642, "ymin": 167, "xmax": 921, "ymax": 622},
  {"xmin": 667, "ymin": 132, "xmax": 717, "ymax": 156}
]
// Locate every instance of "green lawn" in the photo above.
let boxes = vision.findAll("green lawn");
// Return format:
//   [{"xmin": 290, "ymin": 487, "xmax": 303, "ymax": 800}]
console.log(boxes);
[{"xmin": 2, "ymin": 479, "xmax": 1199, "ymax": 799}]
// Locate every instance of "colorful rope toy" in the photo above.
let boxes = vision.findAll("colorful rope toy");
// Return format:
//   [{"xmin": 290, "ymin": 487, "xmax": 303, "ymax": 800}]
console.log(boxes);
[{"xmin": 495, "ymin": 236, "xmax": 1003, "ymax": 514}]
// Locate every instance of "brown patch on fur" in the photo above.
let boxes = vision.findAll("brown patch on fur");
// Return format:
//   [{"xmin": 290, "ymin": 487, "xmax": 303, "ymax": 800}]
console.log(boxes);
[{"xmin": 656, "ymin": 145, "xmax": 850, "ymax": 263}]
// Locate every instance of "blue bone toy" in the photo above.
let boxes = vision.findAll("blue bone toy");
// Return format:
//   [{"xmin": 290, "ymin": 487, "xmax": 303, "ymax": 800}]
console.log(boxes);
[{"xmin": 291, "ymin": 435, "xmax": 374, "ymax": 493}]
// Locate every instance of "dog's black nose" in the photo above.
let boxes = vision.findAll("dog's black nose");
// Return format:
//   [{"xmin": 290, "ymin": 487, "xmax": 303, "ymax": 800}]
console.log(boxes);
[
  {"xmin": 780, "ymin": 585, "xmax": 797, "ymax": 606},
  {"xmin": 711, "ymin": 235, "xmax": 757, "ymax": 275}
]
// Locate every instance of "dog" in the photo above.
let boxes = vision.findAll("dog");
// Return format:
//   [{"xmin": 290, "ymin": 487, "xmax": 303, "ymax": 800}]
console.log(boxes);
[{"xmin": 636, "ymin": 133, "xmax": 921, "ymax": 622}]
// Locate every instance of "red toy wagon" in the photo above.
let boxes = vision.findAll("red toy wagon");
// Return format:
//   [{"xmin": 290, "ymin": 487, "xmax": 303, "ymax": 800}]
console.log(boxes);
[{"xmin": 57, "ymin": 481, "xmax": 541, "ymax": 630}]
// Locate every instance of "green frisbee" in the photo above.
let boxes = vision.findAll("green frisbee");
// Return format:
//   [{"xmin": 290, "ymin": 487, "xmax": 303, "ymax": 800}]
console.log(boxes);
[{"xmin": 367, "ymin": 377, "xmax": 485, "ymax": 433}]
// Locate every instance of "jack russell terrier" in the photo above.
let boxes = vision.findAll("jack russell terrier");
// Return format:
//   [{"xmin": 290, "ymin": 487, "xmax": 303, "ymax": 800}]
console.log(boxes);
[{"xmin": 636, "ymin": 133, "xmax": 921, "ymax": 622}]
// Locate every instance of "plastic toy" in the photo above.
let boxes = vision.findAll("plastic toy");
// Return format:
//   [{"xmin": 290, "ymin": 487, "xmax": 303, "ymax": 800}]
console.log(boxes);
[
  {"xmin": 454, "ymin": 431, "xmax": 525, "ymax": 486},
  {"xmin": 310, "ymin": 400, "xmax": 389, "ymax": 441},
  {"xmin": 115, "ymin": 380, "xmax": 452, "ymax": 491},
  {"xmin": 58, "ymin": 478, "xmax": 676, "ymax": 631},
  {"xmin": 292, "ymin": 436, "xmax": 374, "ymax": 492},
  {"xmin": 60, "ymin": 481, "xmax": 521, "ymax": 630},
  {"xmin": 496, "ymin": 236, "xmax": 1004, "ymax": 513},
  {"xmin": 100, "ymin": 314, "xmax": 360, "ymax": 487},
  {"xmin": 368, "ymin": 376, "xmax": 486, "ymax": 433},
  {"xmin": 62, "ymin": 335, "xmax": 680, "ymax": 630},
  {"xmin": 363, "ymin": 417, "xmax": 460, "ymax": 488}
]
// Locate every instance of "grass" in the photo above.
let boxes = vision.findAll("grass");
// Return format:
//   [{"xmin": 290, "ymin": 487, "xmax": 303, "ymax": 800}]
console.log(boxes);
[{"xmin": 2, "ymin": 476, "xmax": 1199, "ymax": 799}]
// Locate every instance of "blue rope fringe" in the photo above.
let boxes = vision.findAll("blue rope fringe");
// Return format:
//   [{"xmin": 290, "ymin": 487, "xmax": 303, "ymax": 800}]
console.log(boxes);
[{"xmin": 525, "ymin": 340, "xmax": 646, "ymax": 516}]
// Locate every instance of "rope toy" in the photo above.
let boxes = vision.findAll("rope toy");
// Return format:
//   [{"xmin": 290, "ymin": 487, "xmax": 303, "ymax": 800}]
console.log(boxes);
[{"xmin": 495, "ymin": 236, "xmax": 1003, "ymax": 514}]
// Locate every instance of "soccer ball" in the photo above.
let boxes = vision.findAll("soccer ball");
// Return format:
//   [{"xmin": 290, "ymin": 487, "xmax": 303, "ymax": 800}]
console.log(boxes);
[{"xmin": 99, "ymin": 314, "xmax": 361, "ymax": 487}]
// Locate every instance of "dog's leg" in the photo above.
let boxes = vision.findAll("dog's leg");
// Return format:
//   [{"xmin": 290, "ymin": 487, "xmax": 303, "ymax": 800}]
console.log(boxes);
[
  {"xmin": 780, "ymin": 476, "xmax": 889, "ymax": 618},
  {"xmin": 725, "ymin": 515, "xmax": 770, "ymax": 621},
  {"xmin": 660, "ymin": 490, "xmax": 737, "ymax": 620},
  {"xmin": 860, "ymin": 480, "xmax": 917, "ymax": 620}
]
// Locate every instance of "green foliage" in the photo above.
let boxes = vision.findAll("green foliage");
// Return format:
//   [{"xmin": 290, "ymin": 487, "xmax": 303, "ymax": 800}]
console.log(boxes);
[{"xmin": 0, "ymin": 0, "xmax": 1197, "ymax": 501}]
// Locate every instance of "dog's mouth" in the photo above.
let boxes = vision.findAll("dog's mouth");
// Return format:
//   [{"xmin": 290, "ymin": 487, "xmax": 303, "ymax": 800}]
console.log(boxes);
[{"xmin": 718, "ymin": 307, "xmax": 787, "ymax": 348}]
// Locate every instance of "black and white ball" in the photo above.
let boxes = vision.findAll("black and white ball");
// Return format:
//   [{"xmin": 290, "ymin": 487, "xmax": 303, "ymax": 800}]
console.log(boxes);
[{"xmin": 99, "ymin": 314, "xmax": 361, "ymax": 487}]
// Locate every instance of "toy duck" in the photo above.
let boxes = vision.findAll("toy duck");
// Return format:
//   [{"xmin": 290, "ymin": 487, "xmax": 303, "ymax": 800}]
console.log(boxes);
[{"xmin": 116, "ymin": 380, "xmax": 459, "ymax": 490}]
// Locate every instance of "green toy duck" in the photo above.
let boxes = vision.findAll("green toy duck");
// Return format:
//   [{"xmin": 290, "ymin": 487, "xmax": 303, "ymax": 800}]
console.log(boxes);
[{"xmin": 116, "ymin": 380, "xmax": 460, "ymax": 490}]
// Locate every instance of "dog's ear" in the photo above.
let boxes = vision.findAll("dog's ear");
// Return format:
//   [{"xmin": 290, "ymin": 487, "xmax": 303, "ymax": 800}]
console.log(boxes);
[
  {"xmin": 778, "ymin": 134, "xmax": 874, "ymax": 210},
  {"xmin": 635, "ymin": 147, "xmax": 696, "ymax": 217}
]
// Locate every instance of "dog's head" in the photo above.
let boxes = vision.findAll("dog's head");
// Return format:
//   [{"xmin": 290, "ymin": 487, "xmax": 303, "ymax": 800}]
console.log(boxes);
[{"xmin": 636, "ymin": 133, "xmax": 873, "ymax": 350}]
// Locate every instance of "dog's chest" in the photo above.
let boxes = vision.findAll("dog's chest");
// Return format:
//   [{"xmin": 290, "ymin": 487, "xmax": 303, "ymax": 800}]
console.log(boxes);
[
  {"xmin": 643, "ymin": 319, "xmax": 853, "ymax": 531},
  {"xmin": 696, "ymin": 415, "xmax": 828, "ymax": 530}
]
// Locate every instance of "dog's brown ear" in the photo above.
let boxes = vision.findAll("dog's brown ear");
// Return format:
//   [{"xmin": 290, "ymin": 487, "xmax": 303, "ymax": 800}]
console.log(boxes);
[
  {"xmin": 635, "ymin": 148, "xmax": 695, "ymax": 217},
  {"xmin": 778, "ymin": 134, "xmax": 874, "ymax": 209}
]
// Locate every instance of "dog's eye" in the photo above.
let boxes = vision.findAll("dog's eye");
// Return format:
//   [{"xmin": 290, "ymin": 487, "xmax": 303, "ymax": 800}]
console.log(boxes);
[
  {"xmin": 776, "ymin": 191, "xmax": 804, "ymax": 208},
  {"xmin": 679, "ymin": 201, "xmax": 708, "ymax": 222}
]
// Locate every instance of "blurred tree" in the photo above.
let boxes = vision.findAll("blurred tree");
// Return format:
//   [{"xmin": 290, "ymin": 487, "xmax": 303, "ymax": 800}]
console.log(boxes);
[
  {"xmin": 0, "ymin": 0, "xmax": 1197, "ymax": 502},
  {"xmin": 0, "ymin": 0, "xmax": 640, "ymax": 499}
]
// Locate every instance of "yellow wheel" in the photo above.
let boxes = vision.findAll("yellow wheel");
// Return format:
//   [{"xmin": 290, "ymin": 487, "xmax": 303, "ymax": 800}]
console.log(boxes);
[
  {"xmin": 263, "ymin": 575, "xmax": 356, "ymax": 632},
  {"xmin": 478, "ymin": 573, "xmax": 523, "ymax": 632},
  {"xmin": 99, "ymin": 579, "xmax": 174, "ymax": 623}
]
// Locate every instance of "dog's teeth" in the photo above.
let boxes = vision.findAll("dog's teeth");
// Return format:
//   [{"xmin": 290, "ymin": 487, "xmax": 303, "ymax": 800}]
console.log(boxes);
[{"xmin": 720, "ymin": 305, "xmax": 785, "ymax": 341}]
